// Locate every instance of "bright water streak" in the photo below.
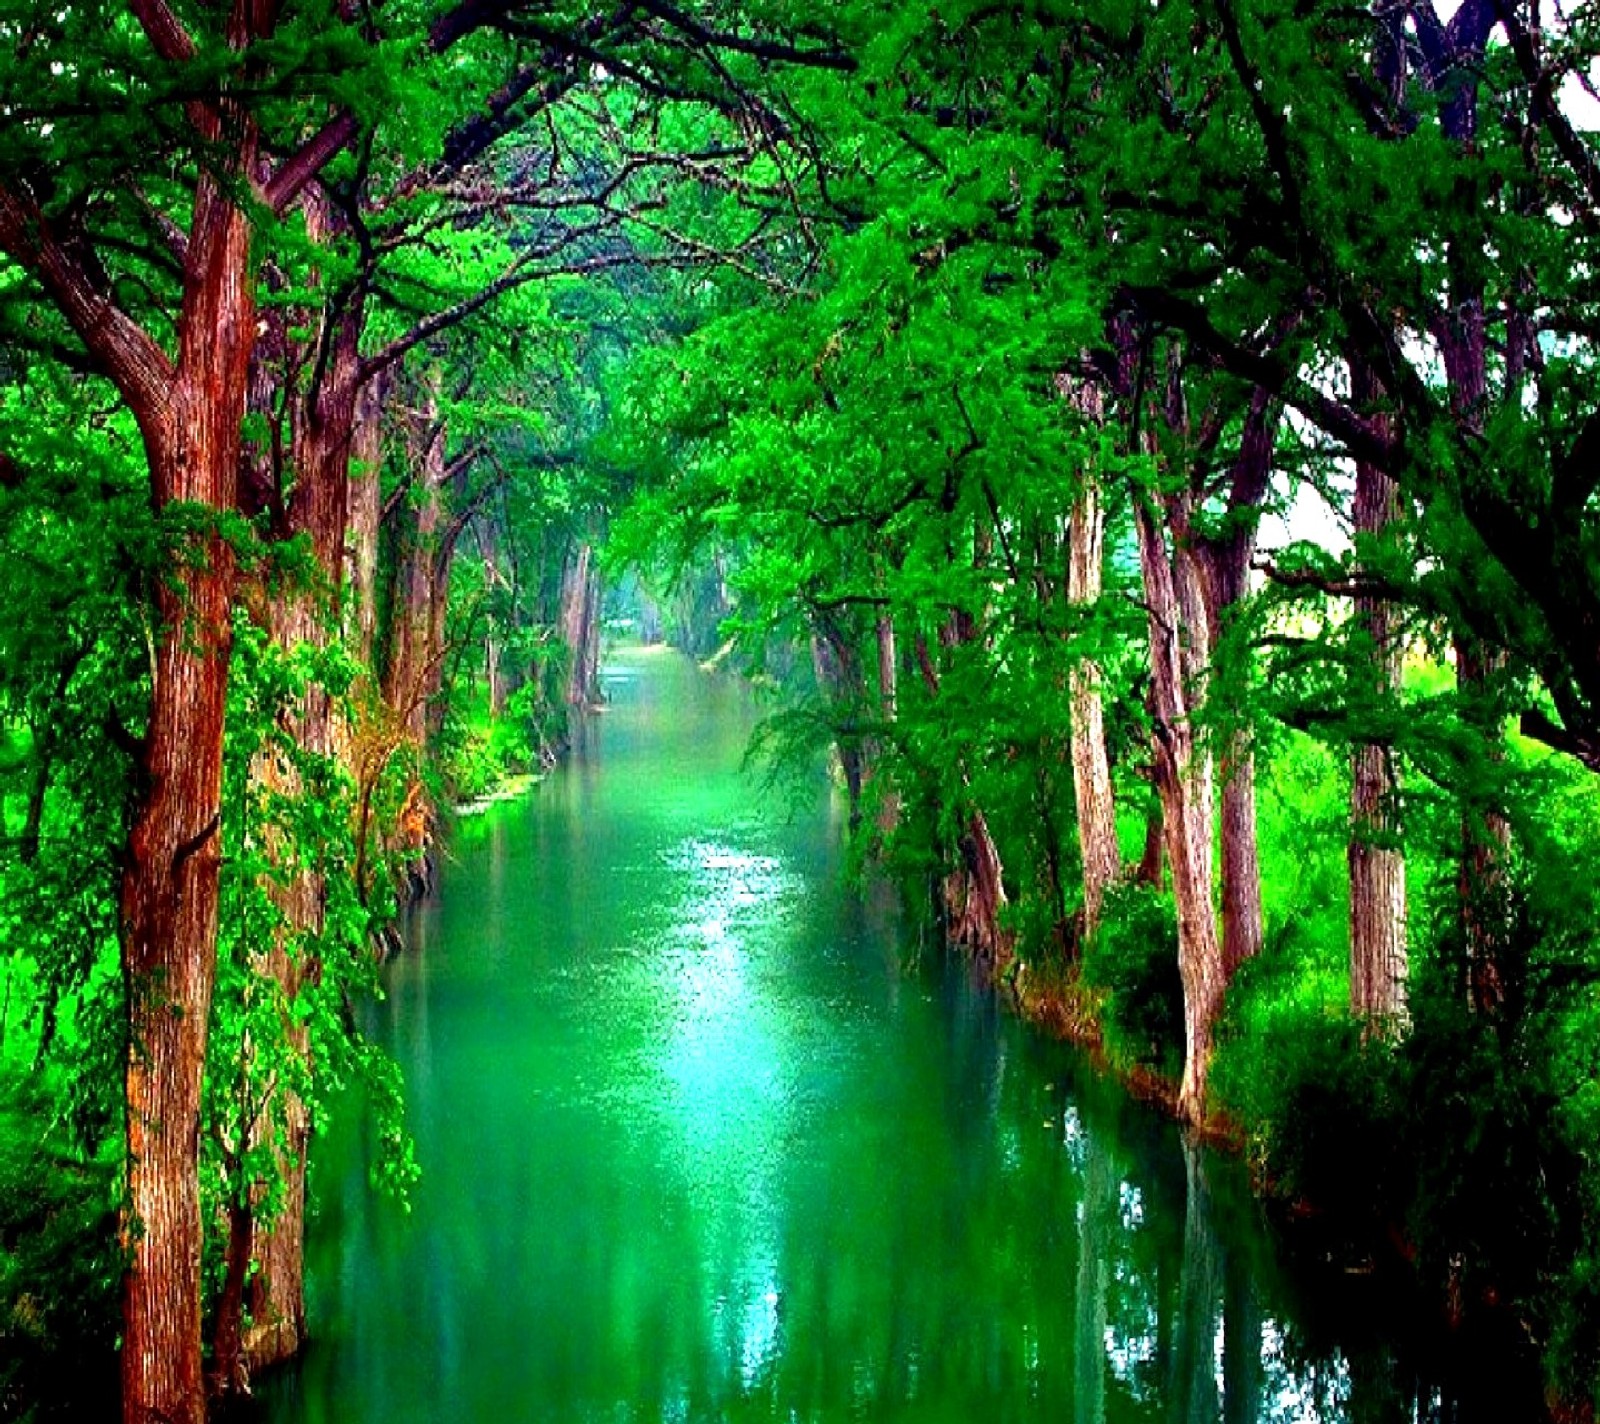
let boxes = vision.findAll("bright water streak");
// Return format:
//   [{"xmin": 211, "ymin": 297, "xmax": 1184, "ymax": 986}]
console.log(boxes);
[{"xmin": 259, "ymin": 646, "xmax": 1515, "ymax": 1424}]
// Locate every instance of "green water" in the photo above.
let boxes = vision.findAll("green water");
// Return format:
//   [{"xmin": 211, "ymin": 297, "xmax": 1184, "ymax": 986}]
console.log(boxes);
[{"xmin": 259, "ymin": 647, "xmax": 1517, "ymax": 1424}]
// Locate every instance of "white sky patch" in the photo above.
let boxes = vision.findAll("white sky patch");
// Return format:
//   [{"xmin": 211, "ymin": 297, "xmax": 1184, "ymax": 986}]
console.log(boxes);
[{"xmin": 1258, "ymin": 475, "xmax": 1349, "ymax": 560}]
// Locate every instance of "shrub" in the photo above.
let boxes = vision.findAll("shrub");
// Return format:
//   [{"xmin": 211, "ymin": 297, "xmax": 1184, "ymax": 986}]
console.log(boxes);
[
  {"xmin": 1083, "ymin": 883, "xmax": 1184, "ymax": 1076},
  {"xmin": 0, "ymin": 1084, "xmax": 121, "ymax": 1421}
]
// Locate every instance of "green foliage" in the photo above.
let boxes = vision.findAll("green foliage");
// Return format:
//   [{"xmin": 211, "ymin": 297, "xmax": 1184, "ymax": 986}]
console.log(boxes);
[
  {"xmin": 1081, "ymin": 884, "xmax": 1184, "ymax": 1077},
  {"xmin": 1213, "ymin": 969, "xmax": 1397, "ymax": 1215},
  {"xmin": 1212, "ymin": 827, "xmax": 1600, "ymax": 1399},
  {"xmin": 200, "ymin": 608, "xmax": 417, "ymax": 1323},
  {"xmin": 0, "ymin": 1083, "xmax": 121, "ymax": 1422}
]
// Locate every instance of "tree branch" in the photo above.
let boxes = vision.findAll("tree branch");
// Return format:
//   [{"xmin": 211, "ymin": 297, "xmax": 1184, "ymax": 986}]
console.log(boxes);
[
  {"xmin": 264, "ymin": 112, "xmax": 362, "ymax": 216},
  {"xmin": 1492, "ymin": 0, "xmax": 1600, "ymax": 218},
  {"xmin": 128, "ymin": 0, "xmax": 197, "ymax": 62},
  {"xmin": 0, "ymin": 186, "xmax": 174, "ymax": 455}
]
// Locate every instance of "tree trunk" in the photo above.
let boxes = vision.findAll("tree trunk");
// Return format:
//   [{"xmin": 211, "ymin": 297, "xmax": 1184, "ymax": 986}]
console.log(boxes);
[
  {"xmin": 377, "ymin": 397, "xmax": 447, "ymax": 899},
  {"xmin": 1136, "ymin": 500, "xmax": 1224, "ymax": 1124},
  {"xmin": 346, "ymin": 372, "xmax": 388, "ymax": 668},
  {"xmin": 1068, "ymin": 479, "xmax": 1120, "ymax": 938},
  {"xmin": 384, "ymin": 398, "xmax": 445, "ymax": 746},
  {"xmin": 1216, "ymin": 761, "xmax": 1262, "ymax": 977},
  {"xmin": 226, "ymin": 280, "xmax": 369, "ymax": 1383},
  {"xmin": 945, "ymin": 809, "xmax": 1013, "ymax": 969},
  {"xmin": 1430, "ymin": 49, "xmax": 1513, "ymax": 1018},
  {"xmin": 1136, "ymin": 792, "xmax": 1165, "ymax": 889},
  {"xmin": 873, "ymin": 611, "xmax": 901, "ymax": 836},
  {"xmin": 1192, "ymin": 389, "xmax": 1275, "ymax": 978},
  {"xmin": 810, "ymin": 620, "xmax": 867, "ymax": 822},
  {"xmin": 208, "ymin": 1197, "xmax": 253, "ymax": 1398},
  {"xmin": 912, "ymin": 628, "xmax": 1014, "ymax": 967},
  {"xmin": 479, "ymin": 520, "xmax": 511, "ymax": 718},
  {"xmin": 560, "ymin": 541, "xmax": 603, "ymax": 709},
  {"xmin": 1456, "ymin": 639, "xmax": 1512, "ymax": 1015},
  {"xmin": 121, "ymin": 168, "xmax": 255, "ymax": 1424},
  {"xmin": 1347, "ymin": 362, "xmax": 1408, "ymax": 1026}
]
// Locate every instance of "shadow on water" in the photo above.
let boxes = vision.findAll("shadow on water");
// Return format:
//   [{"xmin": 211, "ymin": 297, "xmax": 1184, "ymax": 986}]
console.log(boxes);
[{"xmin": 254, "ymin": 646, "xmax": 1543, "ymax": 1424}]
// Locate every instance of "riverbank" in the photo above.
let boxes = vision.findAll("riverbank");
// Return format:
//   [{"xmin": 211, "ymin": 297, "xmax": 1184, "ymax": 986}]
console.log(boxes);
[{"xmin": 974, "ymin": 910, "xmax": 1577, "ymax": 1423}]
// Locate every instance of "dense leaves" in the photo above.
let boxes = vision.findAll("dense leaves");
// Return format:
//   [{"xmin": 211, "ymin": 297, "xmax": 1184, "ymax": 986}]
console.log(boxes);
[{"xmin": 6, "ymin": 0, "xmax": 1600, "ymax": 1417}]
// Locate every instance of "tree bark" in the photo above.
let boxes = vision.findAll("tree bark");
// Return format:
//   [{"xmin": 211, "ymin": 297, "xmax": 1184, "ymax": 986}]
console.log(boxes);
[
  {"xmin": 913, "ymin": 628, "xmax": 1015, "ymax": 967},
  {"xmin": 1422, "ymin": 11, "xmax": 1514, "ymax": 1016},
  {"xmin": 1190, "ymin": 391, "xmax": 1277, "ymax": 978},
  {"xmin": 1136, "ymin": 499, "xmax": 1224, "ymax": 1124},
  {"xmin": 810, "ymin": 617, "xmax": 867, "ymax": 822},
  {"xmin": 1348, "ymin": 362, "xmax": 1408, "ymax": 1026},
  {"xmin": 376, "ymin": 393, "xmax": 449, "ymax": 898},
  {"xmin": 946, "ymin": 808, "xmax": 1012, "ymax": 967},
  {"xmin": 221, "ymin": 256, "xmax": 370, "ymax": 1384},
  {"xmin": 1136, "ymin": 791, "xmax": 1165, "ymax": 889},
  {"xmin": 559, "ymin": 540, "xmax": 603, "ymax": 709},
  {"xmin": 874, "ymin": 610, "xmax": 900, "ymax": 836},
  {"xmin": 346, "ymin": 372, "xmax": 388, "ymax": 669},
  {"xmin": 384, "ymin": 395, "xmax": 446, "ymax": 746},
  {"xmin": 121, "ymin": 164, "xmax": 256, "ymax": 1424},
  {"xmin": 1068, "ymin": 478, "xmax": 1120, "ymax": 939},
  {"xmin": 1457, "ymin": 639, "xmax": 1513, "ymax": 1015}
]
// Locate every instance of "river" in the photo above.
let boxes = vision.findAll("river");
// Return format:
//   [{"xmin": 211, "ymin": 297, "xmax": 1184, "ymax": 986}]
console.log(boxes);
[{"xmin": 257, "ymin": 645, "xmax": 1522, "ymax": 1424}]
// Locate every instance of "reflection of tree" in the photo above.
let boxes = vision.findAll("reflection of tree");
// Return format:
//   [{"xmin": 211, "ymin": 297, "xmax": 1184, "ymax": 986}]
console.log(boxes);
[
  {"xmin": 1221, "ymin": 1214, "xmax": 1262, "ymax": 1424},
  {"xmin": 1075, "ymin": 1131, "xmax": 1113, "ymax": 1424},
  {"xmin": 1169, "ymin": 1140, "xmax": 1223, "ymax": 1424},
  {"xmin": 1346, "ymin": 1344, "xmax": 1409, "ymax": 1424}
]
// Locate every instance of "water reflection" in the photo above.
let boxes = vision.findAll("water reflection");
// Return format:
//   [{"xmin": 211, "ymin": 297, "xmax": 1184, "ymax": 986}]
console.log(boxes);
[{"xmin": 259, "ymin": 648, "xmax": 1532, "ymax": 1424}]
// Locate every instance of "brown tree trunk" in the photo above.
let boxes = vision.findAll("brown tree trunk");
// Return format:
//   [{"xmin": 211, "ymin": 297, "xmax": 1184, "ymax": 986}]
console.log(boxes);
[
  {"xmin": 2, "ymin": 104, "xmax": 267, "ymax": 1424},
  {"xmin": 1216, "ymin": 762, "xmax": 1262, "ymax": 976},
  {"xmin": 1431, "ymin": 59, "xmax": 1513, "ymax": 1018},
  {"xmin": 1191, "ymin": 392, "xmax": 1276, "ymax": 978},
  {"xmin": 384, "ymin": 398, "xmax": 445, "ymax": 745},
  {"xmin": 1136, "ymin": 792, "xmax": 1165, "ymax": 889},
  {"xmin": 1136, "ymin": 500, "xmax": 1224, "ymax": 1124},
  {"xmin": 874, "ymin": 611, "xmax": 900, "ymax": 836},
  {"xmin": 121, "ymin": 167, "xmax": 256, "ymax": 1424},
  {"xmin": 559, "ymin": 541, "xmax": 603, "ymax": 709},
  {"xmin": 378, "ymin": 399, "xmax": 447, "ymax": 898},
  {"xmin": 1068, "ymin": 478, "xmax": 1120, "ymax": 938},
  {"xmin": 810, "ymin": 620, "xmax": 867, "ymax": 821},
  {"xmin": 480, "ymin": 521, "xmax": 511, "ymax": 718},
  {"xmin": 208, "ymin": 1197, "xmax": 253, "ymax": 1398},
  {"xmin": 346, "ymin": 372, "xmax": 388, "ymax": 668},
  {"xmin": 913, "ymin": 629, "xmax": 1015, "ymax": 968},
  {"xmin": 225, "ymin": 277, "xmax": 369, "ymax": 1383},
  {"xmin": 1347, "ymin": 362, "xmax": 1408, "ymax": 1026},
  {"xmin": 1456, "ymin": 639, "xmax": 1512, "ymax": 1015},
  {"xmin": 876, "ymin": 612, "xmax": 897, "ymax": 724},
  {"xmin": 945, "ymin": 809, "xmax": 1013, "ymax": 969}
]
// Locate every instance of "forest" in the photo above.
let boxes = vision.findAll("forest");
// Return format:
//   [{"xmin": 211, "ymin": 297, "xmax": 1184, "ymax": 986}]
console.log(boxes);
[{"xmin": 4, "ymin": 0, "xmax": 1600, "ymax": 1420}]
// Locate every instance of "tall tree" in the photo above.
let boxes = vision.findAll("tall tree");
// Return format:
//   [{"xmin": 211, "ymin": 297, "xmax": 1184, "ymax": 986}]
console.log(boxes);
[{"xmin": 1347, "ymin": 360, "xmax": 1408, "ymax": 1026}]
